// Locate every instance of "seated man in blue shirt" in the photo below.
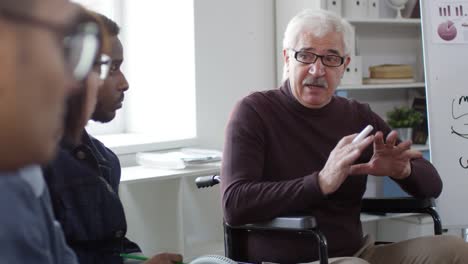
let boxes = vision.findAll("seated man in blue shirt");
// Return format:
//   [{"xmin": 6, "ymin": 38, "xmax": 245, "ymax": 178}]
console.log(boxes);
[
  {"xmin": 0, "ymin": 1, "xmax": 98, "ymax": 263},
  {"xmin": 43, "ymin": 12, "xmax": 182, "ymax": 264}
]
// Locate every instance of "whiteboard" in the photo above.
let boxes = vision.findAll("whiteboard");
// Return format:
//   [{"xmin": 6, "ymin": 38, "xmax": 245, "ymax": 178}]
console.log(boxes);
[{"xmin": 421, "ymin": 0, "xmax": 468, "ymax": 228}]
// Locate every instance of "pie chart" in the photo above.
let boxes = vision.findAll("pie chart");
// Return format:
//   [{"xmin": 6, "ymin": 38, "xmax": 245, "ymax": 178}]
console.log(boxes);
[{"xmin": 438, "ymin": 20, "xmax": 457, "ymax": 41}]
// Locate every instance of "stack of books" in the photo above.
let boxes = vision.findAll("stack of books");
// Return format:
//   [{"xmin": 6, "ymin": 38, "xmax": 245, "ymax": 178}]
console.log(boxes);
[
  {"xmin": 136, "ymin": 148, "xmax": 222, "ymax": 170},
  {"xmin": 364, "ymin": 64, "xmax": 415, "ymax": 84}
]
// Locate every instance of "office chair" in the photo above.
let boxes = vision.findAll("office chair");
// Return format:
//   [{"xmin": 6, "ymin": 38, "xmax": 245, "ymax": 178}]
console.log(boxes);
[{"xmin": 195, "ymin": 175, "xmax": 442, "ymax": 264}]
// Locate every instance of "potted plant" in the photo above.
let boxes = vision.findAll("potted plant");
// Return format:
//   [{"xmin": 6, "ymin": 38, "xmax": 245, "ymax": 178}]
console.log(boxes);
[{"xmin": 386, "ymin": 106, "xmax": 424, "ymax": 141}]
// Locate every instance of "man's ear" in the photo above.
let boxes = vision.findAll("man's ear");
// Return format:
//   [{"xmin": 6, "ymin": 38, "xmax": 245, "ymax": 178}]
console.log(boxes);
[
  {"xmin": 283, "ymin": 49, "xmax": 290, "ymax": 71},
  {"xmin": 341, "ymin": 55, "xmax": 351, "ymax": 79},
  {"xmin": 343, "ymin": 55, "xmax": 351, "ymax": 69}
]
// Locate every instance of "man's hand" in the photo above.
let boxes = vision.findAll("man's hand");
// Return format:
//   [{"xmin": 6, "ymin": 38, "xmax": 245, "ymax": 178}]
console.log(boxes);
[
  {"xmin": 351, "ymin": 131, "xmax": 422, "ymax": 179},
  {"xmin": 144, "ymin": 253, "xmax": 183, "ymax": 264},
  {"xmin": 319, "ymin": 133, "xmax": 374, "ymax": 195}
]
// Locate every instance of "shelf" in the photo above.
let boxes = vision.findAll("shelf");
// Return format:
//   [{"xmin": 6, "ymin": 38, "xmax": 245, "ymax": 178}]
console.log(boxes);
[
  {"xmin": 348, "ymin": 18, "xmax": 421, "ymax": 26},
  {"xmin": 412, "ymin": 144, "xmax": 429, "ymax": 152},
  {"xmin": 338, "ymin": 82, "xmax": 425, "ymax": 90}
]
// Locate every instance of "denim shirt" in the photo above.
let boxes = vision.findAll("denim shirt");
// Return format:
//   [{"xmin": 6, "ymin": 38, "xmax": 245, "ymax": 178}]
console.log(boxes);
[
  {"xmin": 43, "ymin": 131, "xmax": 140, "ymax": 264},
  {"xmin": 0, "ymin": 166, "xmax": 78, "ymax": 264}
]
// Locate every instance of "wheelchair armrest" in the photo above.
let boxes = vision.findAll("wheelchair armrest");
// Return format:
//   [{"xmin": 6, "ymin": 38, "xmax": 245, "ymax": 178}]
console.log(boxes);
[
  {"xmin": 362, "ymin": 197, "xmax": 435, "ymax": 214},
  {"xmin": 224, "ymin": 216, "xmax": 328, "ymax": 264},
  {"xmin": 226, "ymin": 215, "xmax": 317, "ymax": 231},
  {"xmin": 362, "ymin": 197, "xmax": 442, "ymax": 235}
]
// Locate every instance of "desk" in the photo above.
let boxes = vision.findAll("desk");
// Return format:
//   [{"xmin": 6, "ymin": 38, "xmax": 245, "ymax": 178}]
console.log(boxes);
[
  {"xmin": 119, "ymin": 164, "xmax": 420, "ymax": 260},
  {"xmin": 121, "ymin": 163, "xmax": 221, "ymax": 184},
  {"xmin": 120, "ymin": 163, "xmax": 223, "ymax": 261}
]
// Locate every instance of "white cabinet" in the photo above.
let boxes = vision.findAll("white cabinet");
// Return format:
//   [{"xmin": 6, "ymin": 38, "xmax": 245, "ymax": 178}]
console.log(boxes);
[
  {"xmin": 119, "ymin": 164, "xmax": 224, "ymax": 261},
  {"xmin": 275, "ymin": 0, "xmax": 426, "ymax": 120}
]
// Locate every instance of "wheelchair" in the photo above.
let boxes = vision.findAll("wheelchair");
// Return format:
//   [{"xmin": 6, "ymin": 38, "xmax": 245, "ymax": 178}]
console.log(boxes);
[{"xmin": 195, "ymin": 175, "xmax": 442, "ymax": 264}]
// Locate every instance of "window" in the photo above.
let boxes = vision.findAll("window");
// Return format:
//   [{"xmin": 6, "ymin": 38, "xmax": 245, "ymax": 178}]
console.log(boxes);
[{"xmin": 72, "ymin": 0, "xmax": 197, "ymax": 150}]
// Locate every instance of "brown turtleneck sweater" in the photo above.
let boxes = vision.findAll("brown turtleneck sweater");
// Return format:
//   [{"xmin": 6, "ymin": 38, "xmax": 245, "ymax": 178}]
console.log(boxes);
[{"xmin": 221, "ymin": 81, "xmax": 442, "ymax": 263}]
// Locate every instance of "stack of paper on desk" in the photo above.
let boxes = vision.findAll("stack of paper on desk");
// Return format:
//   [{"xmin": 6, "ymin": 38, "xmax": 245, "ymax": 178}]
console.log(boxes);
[{"xmin": 136, "ymin": 148, "xmax": 222, "ymax": 169}]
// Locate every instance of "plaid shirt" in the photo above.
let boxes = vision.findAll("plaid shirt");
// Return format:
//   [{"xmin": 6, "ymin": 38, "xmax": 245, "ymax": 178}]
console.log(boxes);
[{"xmin": 44, "ymin": 131, "xmax": 140, "ymax": 264}]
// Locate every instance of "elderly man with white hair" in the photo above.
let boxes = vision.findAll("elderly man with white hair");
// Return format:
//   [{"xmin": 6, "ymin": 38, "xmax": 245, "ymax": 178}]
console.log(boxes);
[{"xmin": 221, "ymin": 8, "xmax": 468, "ymax": 264}]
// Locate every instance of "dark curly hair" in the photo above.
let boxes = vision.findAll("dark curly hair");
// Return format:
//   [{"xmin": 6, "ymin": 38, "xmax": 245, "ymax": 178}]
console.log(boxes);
[{"xmin": 96, "ymin": 13, "xmax": 120, "ymax": 37}]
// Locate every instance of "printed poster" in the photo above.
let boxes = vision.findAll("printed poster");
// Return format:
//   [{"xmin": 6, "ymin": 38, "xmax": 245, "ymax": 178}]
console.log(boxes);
[{"xmin": 429, "ymin": 0, "xmax": 468, "ymax": 43}]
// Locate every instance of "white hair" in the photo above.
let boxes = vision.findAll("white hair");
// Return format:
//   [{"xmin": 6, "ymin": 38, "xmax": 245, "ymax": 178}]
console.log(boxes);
[{"xmin": 281, "ymin": 9, "xmax": 354, "ymax": 82}]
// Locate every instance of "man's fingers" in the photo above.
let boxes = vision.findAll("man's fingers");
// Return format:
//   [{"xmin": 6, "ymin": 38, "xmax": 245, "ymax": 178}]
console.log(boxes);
[
  {"xmin": 145, "ymin": 253, "xmax": 183, "ymax": 264},
  {"xmin": 341, "ymin": 136, "xmax": 374, "ymax": 166},
  {"xmin": 351, "ymin": 135, "xmax": 374, "ymax": 155},
  {"xmin": 356, "ymin": 134, "xmax": 374, "ymax": 149},
  {"xmin": 348, "ymin": 134, "xmax": 374, "ymax": 157},
  {"xmin": 386, "ymin": 130, "xmax": 398, "ymax": 146},
  {"xmin": 337, "ymin": 133, "xmax": 359, "ymax": 148},
  {"xmin": 373, "ymin": 131, "xmax": 385, "ymax": 147},
  {"xmin": 338, "ymin": 130, "xmax": 376, "ymax": 150},
  {"xmin": 166, "ymin": 253, "xmax": 183, "ymax": 262},
  {"xmin": 402, "ymin": 149, "xmax": 423, "ymax": 160},
  {"xmin": 395, "ymin": 140, "xmax": 412, "ymax": 152}
]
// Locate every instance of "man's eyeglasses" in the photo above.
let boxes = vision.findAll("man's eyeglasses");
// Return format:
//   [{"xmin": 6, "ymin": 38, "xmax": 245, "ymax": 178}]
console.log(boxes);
[
  {"xmin": 291, "ymin": 49, "xmax": 345, "ymax": 67},
  {"xmin": 0, "ymin": 8, "xmax": 100, "ymax": 81},
  {"xmin": 93, "ymin": 54, "xmax": 112, "ymax": 80}
]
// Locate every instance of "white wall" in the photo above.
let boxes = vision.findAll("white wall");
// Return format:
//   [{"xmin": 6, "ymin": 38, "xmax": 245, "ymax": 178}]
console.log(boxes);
[
  {"xmin": 194, "ymin": 0, "xmax": 277, "ymax": 150},
  {"xmin": 120, "ymin": 2, "xmax": 278, "ymax": 258}
]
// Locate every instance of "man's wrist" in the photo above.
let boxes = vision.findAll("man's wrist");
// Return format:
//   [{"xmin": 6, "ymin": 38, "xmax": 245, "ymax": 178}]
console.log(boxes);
[{"xmin": 318, "ymin": 171, "xmax": 331, "ymax": 195}]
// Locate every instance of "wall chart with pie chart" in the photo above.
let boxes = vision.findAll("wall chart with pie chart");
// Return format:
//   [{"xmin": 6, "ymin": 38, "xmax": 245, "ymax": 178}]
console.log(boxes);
[
  {"xmin": 429, "ymin": 0, "xmax": 468, "ymax": 43},
  {"xmin": 422, "ymin": 0, "xmax": 468, "ymax": 227}
]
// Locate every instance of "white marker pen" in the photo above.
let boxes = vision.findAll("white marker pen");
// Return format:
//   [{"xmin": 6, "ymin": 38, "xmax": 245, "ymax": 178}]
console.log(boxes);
[{"xmin": 352, "ymin": 125, "xmax": 374, "ymax": 143}]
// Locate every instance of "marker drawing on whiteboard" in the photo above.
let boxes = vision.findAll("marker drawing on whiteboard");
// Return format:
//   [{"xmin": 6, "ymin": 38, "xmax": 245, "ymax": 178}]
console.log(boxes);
[
  {"xmin": 459, "ymin": 157, "xmax": 468, "ymax": 169},
  {"xmin": 352, "ymin": 125, "xmax": 373, "ymax": 143},
  {"xmin": 451, "ymin": 126, "xmax": 468, "ymax": 140},
  {"xmin": 451, "ymin": 97, "xmax": 468, "ymax": 119}
]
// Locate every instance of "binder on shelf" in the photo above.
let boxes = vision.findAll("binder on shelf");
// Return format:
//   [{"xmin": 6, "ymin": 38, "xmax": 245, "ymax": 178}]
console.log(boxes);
[
  {"xmin": 344, "ymin": 0, "xmax": 368, "ymax": 19},
  {"xmin": 349, "ymin": 25, "xmax": 356, "ymax": 56},
  {"xmin": 367, "ymin": 0, "xmax": 379, "ymax": 18},
  {"xmin": 341, "ymin": 55, "xmax": 362, "ymax": 85},
  {"xmin": 326, "ymin": 0, "xmax": 342, "ymax": 16}
]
